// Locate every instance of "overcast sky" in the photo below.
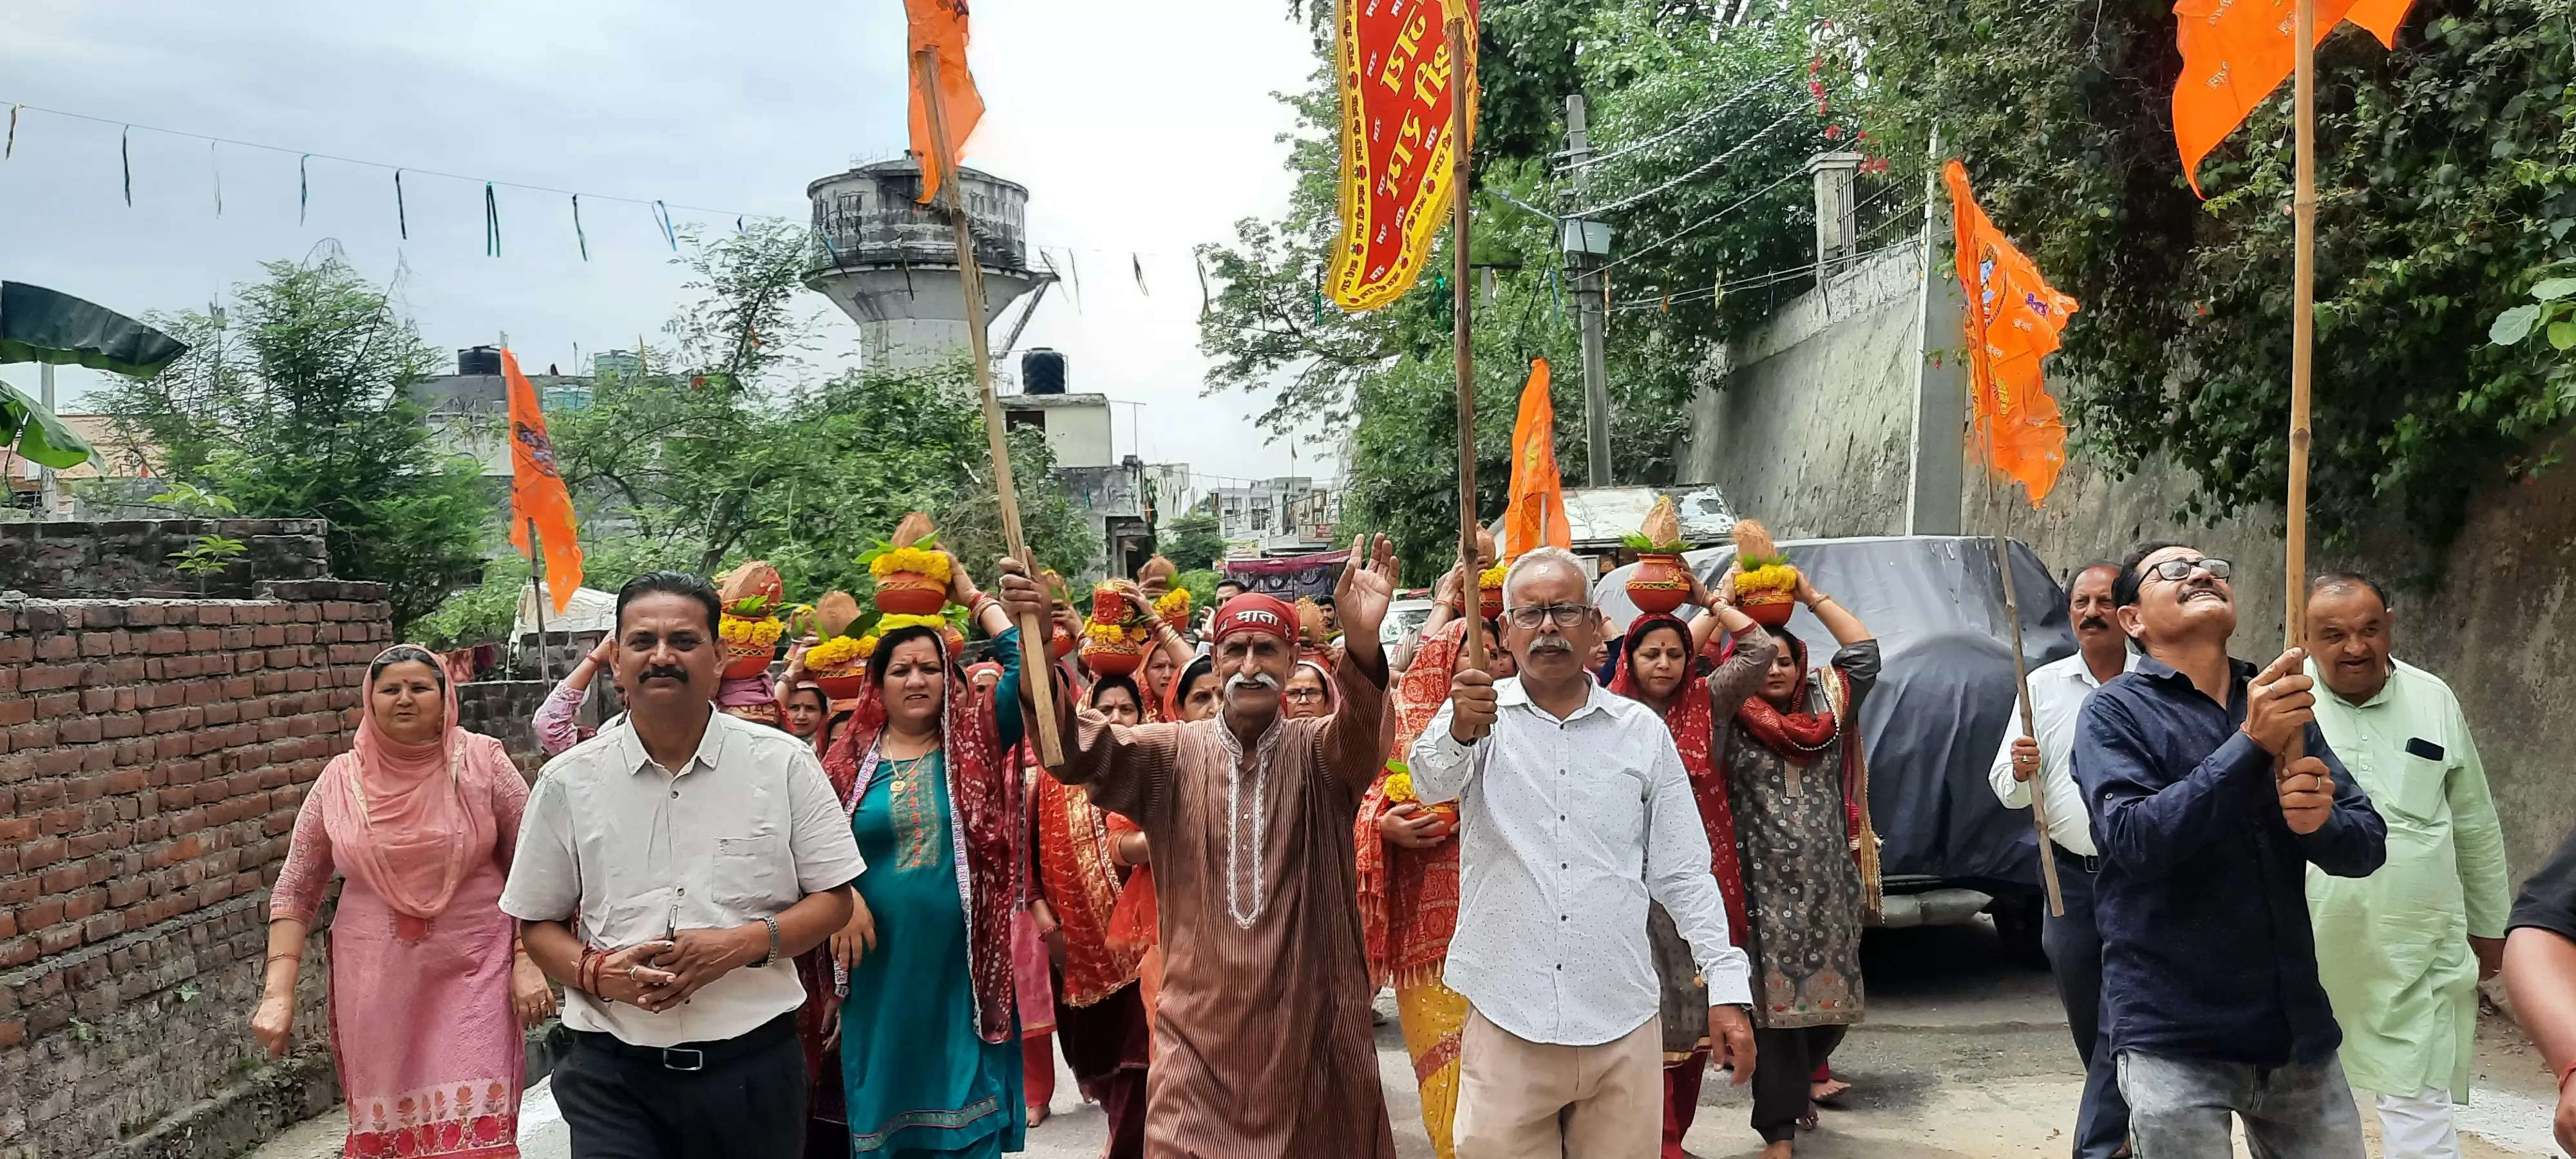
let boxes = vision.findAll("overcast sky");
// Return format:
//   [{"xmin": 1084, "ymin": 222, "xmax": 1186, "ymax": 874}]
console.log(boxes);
[{"xmin": 0, "ymin": 0, "xmax": 1338, "ymax": 490}]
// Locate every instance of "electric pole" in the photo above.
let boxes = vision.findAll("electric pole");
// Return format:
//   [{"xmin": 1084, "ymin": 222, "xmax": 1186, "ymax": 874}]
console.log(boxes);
[{"xmin": 1564, "ymin": 95, "xmax": 1613, "ymax": 487}]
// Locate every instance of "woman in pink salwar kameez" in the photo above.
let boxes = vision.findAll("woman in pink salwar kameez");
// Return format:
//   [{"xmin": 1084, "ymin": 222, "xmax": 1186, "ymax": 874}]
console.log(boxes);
[{"xmin": 254, "ymin": 644, "xmax": 554, "ymax": 1159}]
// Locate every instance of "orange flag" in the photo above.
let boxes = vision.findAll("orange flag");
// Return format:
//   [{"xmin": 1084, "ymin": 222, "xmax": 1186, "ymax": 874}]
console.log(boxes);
[
  {"xmin": 1946, "ymin": 162, "xmax": 2077, "ymax": 507},
  {"xmin": 503, "ymin": 350, "xmax": 583, "ymax": 614},
  {"xmin": 905, "ymin": 0, "xmax": 983, "ymax": 207},
  {"xmin": 2173, "ymin": 0, "xmax": 2412, "ymax": 195},
  {"xmin": 1502, "ymin": 358, "xmax": 1571, "ymax": 558}
]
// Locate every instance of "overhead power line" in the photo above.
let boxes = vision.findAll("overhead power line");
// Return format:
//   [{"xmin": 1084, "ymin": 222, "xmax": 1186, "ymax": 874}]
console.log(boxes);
[
  {"xmin": 1559, "ymin": 106, "xmax": 1808, "ymax": 220},
  {"xmin": 1558, "ymin": 64, "xmax": 1799, "ymax": 174}
]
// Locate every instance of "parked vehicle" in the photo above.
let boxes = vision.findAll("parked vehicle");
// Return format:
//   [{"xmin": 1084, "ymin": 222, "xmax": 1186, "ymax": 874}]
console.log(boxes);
[
  {"xmin": 1383, "ymin": 596, "xmax": 1437, "ymax": 655},
  {"xmin": 1595, "ymin": 534, "xmax": 2073, "ymax": 963}
]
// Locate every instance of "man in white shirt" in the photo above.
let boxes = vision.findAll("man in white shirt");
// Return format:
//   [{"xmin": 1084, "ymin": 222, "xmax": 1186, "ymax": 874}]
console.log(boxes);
[
  {"xmin": 502, "ymin": 572, "xmax": 864, "ymax": 1159},
  {"xmin": 1987, "ymin": 561, "xmax": 2134, "ymax": 1159},
  {"xmin": 1410, "ymin": 547, "xmax": 1756, "ymax": 1159}
]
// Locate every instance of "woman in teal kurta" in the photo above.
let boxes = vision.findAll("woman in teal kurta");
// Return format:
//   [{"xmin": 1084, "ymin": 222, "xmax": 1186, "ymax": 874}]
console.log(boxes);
[{"xmin": 822, "ymin": 596, "xmax": 1030, "ymax": 1158}]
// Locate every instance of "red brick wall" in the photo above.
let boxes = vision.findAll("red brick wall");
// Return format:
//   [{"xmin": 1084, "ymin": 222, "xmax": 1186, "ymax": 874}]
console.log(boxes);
[{"xmin": 0, "ymin": 579, "xmax": 392, "ymax": 1159}]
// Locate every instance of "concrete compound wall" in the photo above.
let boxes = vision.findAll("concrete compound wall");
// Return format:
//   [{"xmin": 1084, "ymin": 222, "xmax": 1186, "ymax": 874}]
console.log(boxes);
[
  {"xmin": 0, "ymin": 578, "xmax": 393, "ymax": 1159},
  {"xmin": 455, "ymin": 680, "xmax": 553, "ymax": 778},
  {"xmin": 1691, "ymin": 251, "xmax": 2576, "ymax": 880}
]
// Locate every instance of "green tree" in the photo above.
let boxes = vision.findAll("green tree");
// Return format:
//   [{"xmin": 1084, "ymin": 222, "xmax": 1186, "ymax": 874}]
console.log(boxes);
[
  {"xmin": 97, "ymin": 256, "xmax": 489, "ymax": 626},
  {"xmin": 1161, "ymin": 513, "xmax": 1229, "ymax": 572},
  {"xmin": 1203, "ymin": 0, "xmax": 1838, "ymax": 577},
  {"xmin": 1844, "ymin": 0, "xmax": 2576, "ymax": 548}
]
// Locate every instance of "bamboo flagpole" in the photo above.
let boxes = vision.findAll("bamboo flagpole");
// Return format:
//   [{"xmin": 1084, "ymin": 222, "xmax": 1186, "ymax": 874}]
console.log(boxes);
[
  {"xmin": 2286, "ymin": 0, "xmax": 2316, "ymax": 653},
  {"xmin": 918, "ymin": 48, "xmax": 1065, "ymax": 765},
  {"xmin": 1448, "ymin": 14, "xmax": 1486, "ymax": 673},
  {"xmin": 1992, "ymin": 534, "xmax": 2065, "ymax": 917}
]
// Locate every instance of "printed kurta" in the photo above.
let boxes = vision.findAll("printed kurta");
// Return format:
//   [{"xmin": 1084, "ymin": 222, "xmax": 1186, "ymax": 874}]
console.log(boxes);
[
  {"xmin": 1721, "ymin": 641, "xmax": 1879, "ymax": 1030},
  {"xmin": 270, "ymin": 735, "xmax": 529, "ymax": 1159},
  {"xmin": 1046, "ymin": 654, "xmax": 1398, "ymax": 1159},
  {"xmin": 2304, "ymin": 658, "xmax": 2512, "ymax": 1102}
]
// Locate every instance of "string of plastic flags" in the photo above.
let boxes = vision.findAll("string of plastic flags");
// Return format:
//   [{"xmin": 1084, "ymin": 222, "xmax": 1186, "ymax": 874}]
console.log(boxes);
[{"xmin": 1, "ymin": 99, "xmax": 1233, "ymax": 309}]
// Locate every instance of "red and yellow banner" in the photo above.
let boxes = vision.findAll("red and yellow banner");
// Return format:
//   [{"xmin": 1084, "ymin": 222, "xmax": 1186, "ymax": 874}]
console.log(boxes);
[
  {"xmin": 2173, "ymin": 0, "xmax": 2411, "ymax": 194},
  {"xmin": 1502, "ymin": 358, "xmax": 1570, "ymax": 558},
  {"xmin": 502, "ymin": 349, "xmax": 584, "ymax": 614},
  {"xmin": 1329, "ymin": 0, "xmax": 1479, "ymax": 312},
  {"xmin": 1946, "ymin": 162, "xmax": 2076, "ymax": 507}
]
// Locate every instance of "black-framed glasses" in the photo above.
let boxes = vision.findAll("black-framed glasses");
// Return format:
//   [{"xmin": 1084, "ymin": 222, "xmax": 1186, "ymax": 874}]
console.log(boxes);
[
  {"xmin": 2146, "ymin": 556, "xmax": 2232, "ymax": 582},
  {"xmin": 1282, "ymin": 687, "xmax": 1327, "ymax": 702},
  {"xmin": 1504, "ymin": 603, "xmax": 1593, "ymax": 630}
]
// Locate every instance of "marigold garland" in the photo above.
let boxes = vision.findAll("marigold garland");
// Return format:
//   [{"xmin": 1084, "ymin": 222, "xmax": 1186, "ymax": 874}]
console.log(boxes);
[
  {"xmin": 1477, "ymin": 565, "xmax": 1508, "ymax": 590},
  {"xmin": 1084, "ymin": 620, "xmax": 1150, "ymax": 645},
  {"xmin": 1735, "ymin": 563, "xmax": 1799, "ymax": 595},
  {"xmin": 804, "ymin": 635, "xmax": 869, "ymax": 670},
  {"xmin": 719, "ymin": 615, "xmax": 784, "ymax": 646},
  {"xmin": 1153, "ymin": 588, "xmax": 1191, "ymax": 621},
  {"xmin": 869, "ymin": 546, "xmax": 954, "ymax": 583}
]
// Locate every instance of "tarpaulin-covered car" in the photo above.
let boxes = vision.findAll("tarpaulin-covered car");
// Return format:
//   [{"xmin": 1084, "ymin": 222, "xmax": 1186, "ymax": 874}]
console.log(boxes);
[{"xmin": 1595, "ymin": 534, "xmax": 2074, "ymax": 959}]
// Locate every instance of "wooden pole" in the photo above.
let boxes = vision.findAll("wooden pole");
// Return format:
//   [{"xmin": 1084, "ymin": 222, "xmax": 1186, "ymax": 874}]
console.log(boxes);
[
  {"xmin": 2286, "ymin": 0, "xmax": 2316, "ymax": 653},
  {"xmin": 1993, "ymin": 535, "xmax": 2065, "ymax": 917},
  {"xmin": 919, "ymin": 48, "xmax": 1065, "ymax": 764},
  {"xmin": 528, "ymin": 518, "xmax": 552, "ymax": 684},
  {"xmin": 1448, "ymin": 15, "xmax": 1486, "ymax": 673}
]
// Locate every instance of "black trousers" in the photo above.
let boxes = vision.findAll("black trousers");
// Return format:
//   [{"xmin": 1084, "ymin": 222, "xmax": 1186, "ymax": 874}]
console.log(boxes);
[
  {"xmin": 2042, "ymin": 849, "xmax": 2132, "ymax": 1159},
  {"xmin": 553, "ymin": 1013, "xmax": 808, "ymax": 1159},
  {"xmin": 1750, "ymin": 1024, "xmax": 1848, "ymax": 1144}
]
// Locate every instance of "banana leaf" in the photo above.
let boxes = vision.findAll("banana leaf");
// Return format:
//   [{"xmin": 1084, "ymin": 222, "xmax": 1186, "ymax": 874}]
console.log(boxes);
[
  {"xmin": 0, "ymin": 379, "xmax": 92, "ymax": 469},
  {"xmin": 0, "ymin": 281, "xmax": 188, "ymax": 376}
]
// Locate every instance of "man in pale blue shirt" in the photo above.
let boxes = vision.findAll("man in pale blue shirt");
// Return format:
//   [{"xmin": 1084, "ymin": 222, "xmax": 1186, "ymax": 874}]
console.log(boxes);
[{"xmin": 1411, "ymin": 547, "xmax": 1756, "ymax": 1159}]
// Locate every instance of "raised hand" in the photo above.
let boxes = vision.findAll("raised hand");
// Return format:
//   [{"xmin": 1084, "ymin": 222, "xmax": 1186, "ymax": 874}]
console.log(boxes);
[
  {"xmin": 1334, "ymin": 534, "xmax": 1401, "ymax": 643},
  {"xmin": 2242, "ymin": 648, "xmax": 2315, "ymax": 756},
  {"xmin": 995, "ymin": 556, "xmax": 1049, "ymax": 625},
  {"xmin": 1448, "ymin": 667, "xmax": 1498, "ymax": 742},
  {"xmin": 2277, "ymin": 753, "xmax": 2336, "ymax": 835}
]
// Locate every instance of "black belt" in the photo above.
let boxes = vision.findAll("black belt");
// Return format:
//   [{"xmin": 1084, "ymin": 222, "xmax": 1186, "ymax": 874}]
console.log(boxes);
[
  {"xmin": 565, "ymin": 1011, "xmax": 796, "ymax": 1073},
  {"xmin": 2053, "ymin": 846, "xmax": 2104, "ymax": 875}
]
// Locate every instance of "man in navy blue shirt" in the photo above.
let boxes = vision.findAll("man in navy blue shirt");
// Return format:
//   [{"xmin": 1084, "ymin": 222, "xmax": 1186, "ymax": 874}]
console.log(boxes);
[{"xmin": 2073, "ymin": 542, "xmax": 2387, "ymax": 1158}]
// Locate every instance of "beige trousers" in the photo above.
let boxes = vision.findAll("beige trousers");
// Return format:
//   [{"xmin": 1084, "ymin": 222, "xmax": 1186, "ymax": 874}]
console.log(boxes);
[{"xmin": 1454, "ymin": 1006, "xmax": 1661, "ymax": 1159}]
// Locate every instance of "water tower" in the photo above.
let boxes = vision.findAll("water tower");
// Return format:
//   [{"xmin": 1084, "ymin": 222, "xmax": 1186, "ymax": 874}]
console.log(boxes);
[{"xmin": 804, "ymin": 159, "xmax": 1038, "ymax": 371}]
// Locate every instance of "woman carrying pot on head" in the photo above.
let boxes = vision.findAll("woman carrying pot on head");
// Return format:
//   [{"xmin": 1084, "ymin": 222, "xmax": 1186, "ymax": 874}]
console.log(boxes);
[
  {"xmin": 820, "ymin": 556, "xmax": 1032, "ymax": 1159},
  {"xmin": 1715, "ymin": 567, "xmax": 1880, "ymax": 1158},
  {"xmin": 1604, "ymin": 569, "xmax": 1773, "ymax": 1158},
  {"xmin": 256, "ymin": 644, "xmax": 554, "ymax": 1159}
]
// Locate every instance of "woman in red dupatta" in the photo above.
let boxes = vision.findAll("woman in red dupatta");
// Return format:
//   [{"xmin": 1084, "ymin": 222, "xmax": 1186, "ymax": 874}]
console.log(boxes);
[
  {"xmin": 1606, "ymin": 570, "xmax": 1778, "ymax": 1159},
  {"xmin": 1021, "ymin": 674, "xmax": 1157, "ymax": 1158},
  {"xmin": 1713, "ymin": 570, "xmax": 1882, "ymax": 1159},
  {"xmin": 809, "ymin": 568, "xmax": 1030, "ymax": 1159},
  {"xmin": 257, "ymin": 645, "xmax": 551, "ymax": 1159}
]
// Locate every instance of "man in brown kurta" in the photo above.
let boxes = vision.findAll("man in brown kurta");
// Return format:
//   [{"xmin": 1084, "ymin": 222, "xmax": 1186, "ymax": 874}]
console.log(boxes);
[{"xmin": 1003, "ymin": 538, "xmax": 1403, "ymax": 1159}]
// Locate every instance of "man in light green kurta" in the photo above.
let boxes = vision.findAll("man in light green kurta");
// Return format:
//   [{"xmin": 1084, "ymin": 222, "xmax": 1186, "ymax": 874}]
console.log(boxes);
[{"xmin": 2302, "ymin": 574, "xmax": 2512, "ymax": 1159}]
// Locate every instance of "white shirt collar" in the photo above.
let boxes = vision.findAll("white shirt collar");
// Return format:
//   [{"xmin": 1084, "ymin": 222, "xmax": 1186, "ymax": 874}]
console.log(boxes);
[
  {"xmin": 613, "ymin": 704, "xmax": 730, "ymax": 778},
  {"xmin": 1495, "ymin": 674, "xmax": 1620, "ymax": 723}
]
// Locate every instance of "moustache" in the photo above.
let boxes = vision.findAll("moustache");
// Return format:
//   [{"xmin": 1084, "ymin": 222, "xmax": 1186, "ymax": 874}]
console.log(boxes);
[
  {"xmin": 641, "ymin": 666, "xmax": 690, "ymax": 683},
  {"xmin": 2078, "ymin": 616, "xmax": 2110, "ymax": 632},
  {"xmin": 1526, "ymin": 636, "xmax": 1575, "ymax": 655},
  {"xmin": 1226, "ymin": 672, "xmax": 1282, "ymax": 692}
]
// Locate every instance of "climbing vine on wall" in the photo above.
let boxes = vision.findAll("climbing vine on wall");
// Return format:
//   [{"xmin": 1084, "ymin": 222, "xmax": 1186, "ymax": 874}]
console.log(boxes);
[{"xmin": 1845, "ymin": 0, "xmax": 2576, "ymax": 548}]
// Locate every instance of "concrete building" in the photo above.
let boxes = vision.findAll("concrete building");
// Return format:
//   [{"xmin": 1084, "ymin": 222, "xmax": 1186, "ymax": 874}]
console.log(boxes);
[
  {"xmin": 406, "ymin": 344, "xmax": 593, "ymax": 484},
  {"xmin": 802, "ymin": 159, "xmax": 1039, "ymax": 372},
  {"xmin": 1211, "ymin": 476, "xmax": 1340, "ymax": 557},
  {"xmin": 1001, "ymin": 390, "xmax": 1115, "ymax": 467}
]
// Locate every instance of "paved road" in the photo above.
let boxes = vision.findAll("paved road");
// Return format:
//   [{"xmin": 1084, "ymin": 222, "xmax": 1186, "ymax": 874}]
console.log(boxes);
[{"xmin": 243, "ymin": 919, "xmax": 2567, "ymax": 1158}]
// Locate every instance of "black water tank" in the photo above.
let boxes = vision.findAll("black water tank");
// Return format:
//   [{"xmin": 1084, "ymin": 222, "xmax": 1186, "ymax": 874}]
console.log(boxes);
[
  {"xmin": 458, "ymin": 345, "xmax": 502, "ymax": 376},
  {"xmin": 1021, "ymin": 348, "xmax": 1067, "ymax": 395}
]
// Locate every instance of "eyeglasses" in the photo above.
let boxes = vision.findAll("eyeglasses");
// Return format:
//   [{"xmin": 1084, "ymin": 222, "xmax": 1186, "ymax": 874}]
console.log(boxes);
[
  {"xmin": 1504, "ymin": 603, "xmax": 1593, "ymax": 630},
  {"xmin": 2145, "ymin": 556, "xmax": 2232, "ymax": 583},
  {"xmin": 1283, "ymin": 687, "xmax": 1327, "ymax": 702}
]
